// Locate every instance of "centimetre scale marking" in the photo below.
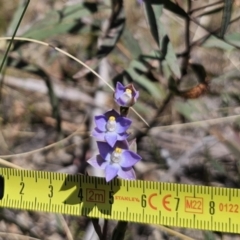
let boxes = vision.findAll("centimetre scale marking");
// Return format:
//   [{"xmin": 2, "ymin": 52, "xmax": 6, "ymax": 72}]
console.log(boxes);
[{"xmin": 0, "ymin": 168, "xmax": 239, "ymax": 233}]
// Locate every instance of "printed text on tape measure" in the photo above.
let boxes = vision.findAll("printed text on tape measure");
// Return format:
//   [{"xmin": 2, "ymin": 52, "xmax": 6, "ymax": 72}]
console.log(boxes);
[{"xmin": 0, "ymin": 168, "xmax": 239, "ymax": 233}]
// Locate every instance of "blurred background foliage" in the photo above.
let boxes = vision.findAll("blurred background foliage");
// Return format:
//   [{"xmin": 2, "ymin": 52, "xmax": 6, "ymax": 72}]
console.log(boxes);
[{"xmin": 1, "ymin": 0, "xmax": 240, "ymax": 239}]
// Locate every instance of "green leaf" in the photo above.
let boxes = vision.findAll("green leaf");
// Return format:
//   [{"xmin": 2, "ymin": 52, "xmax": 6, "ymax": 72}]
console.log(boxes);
[
  {"xmin": 203, "ymin": 231, "xmax": 216, "ymax": 240},
  {"xmin": 202, "ymin": 35, "xmax": 234, "ymax": 51},
  {"xmin": 129, "ymin": 59, "xmax": 148, "ymax": 73},
  {"xmin": 112, "ymin": 49, "xmax": 166, "ymax": 100},
  {"xmin": 96, "ymin": 0, "xmax": 125, "ymax": 58},
  {"xmin": 223, "ymin": 139, "xmax": 240, "ymax": 161},
  {"xmin": 145, "ymin": 0, "xmax": 188, "ymax": 19},
  {"xmin": 7, "ymin": 0, "xmax": 28, "ymax": 35},
  {"xmin": 111, "ymin": 221, "xmax": 128, "ymax": 240},
  {"xmin": 208, "ymin": 158, "xmax": 226, "ymax": 175},
  {"xmin": 122, "ymin": 29, "xmax": 142, "ymax": 59},
  {"xmin": 73, "ymin": 0, "xmax": 125, "ymax": 79},
  {"xmin": 126, "ymin": 60, "xmax": 164, "ymax": 99},
  {"xmin": 144, "ymin": 1, "xmax": 181, "ymax": 78},
  {"xmin": 22, "ymin": 3, "xmax": 98, "ymax": 40},
  {"xmin": 128, "ymin": 69, "xmax": 163, "ymax": 99},
  {"xmin": 144, "ymin": 2, "xmax": 160, "ymax": 44},
  {"xmin": 196, "ymin": 6, "xmax": 223, "ymax": 18},
  {"xmin": 225, "ymin": 33, "xmax": 240, "ymax": 47},
  {"xmin": 220, "ymin": 0, "xmax": 233, "ymax": 37},
  {"xmin": 113, "ymin": 49, "xmax": 170, "ymax": 99},
  {"xmin": 161, "ymin": 0, "xmax": 188, "ymax": 18},
  {"xmin": 174, "ymin": 101, "xmax": 198, "ymax": 121},
  {"xmin": 0, "ymin": 0, "xmax": 30, "ymax": 83}
]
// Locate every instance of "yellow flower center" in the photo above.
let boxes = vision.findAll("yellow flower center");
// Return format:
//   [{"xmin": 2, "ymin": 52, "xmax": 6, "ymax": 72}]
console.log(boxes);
[
  {"xmin": 109, "ymin": 116, "xmax": 116, "ymax": 121},
  {"xmin": 125, "ymin": 89, "xmax": 132, "ymax": 94},
  {"xmin": 115, "ymin": 147, "xmax": 122, "ymax": 153},
  {"xmin": 121, "ymin": 89, "xmax": 132, "ymax": 106},
  {"xmin": 111, "ymin": 147, "xmax": 122, "ymax": 163},
  {"xmin": 106, "ymin": 116, "xmax": 117, "ymax": 132}
]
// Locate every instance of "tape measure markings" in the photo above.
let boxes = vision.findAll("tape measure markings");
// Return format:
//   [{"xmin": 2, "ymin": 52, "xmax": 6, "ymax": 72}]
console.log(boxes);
[{"xmin": 0, "ymin": 168, "xmax": 240, "ymax": 233}]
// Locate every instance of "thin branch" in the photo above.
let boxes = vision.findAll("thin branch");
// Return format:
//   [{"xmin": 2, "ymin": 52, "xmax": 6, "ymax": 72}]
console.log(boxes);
[
  {"xmin": 0, "ymin": 0, "xmax": 30, "ymax": 98},
  {"xmin": 0, "ymin": 157, "xmax": 23, "ymax": 169},
  {"xmin": 91, "ymin": 219, "xmax": 103, "ymax": 239},
  {"xmin": 102, "ymin": 219, "xmax": 108, "ymax": 240},
  {"xmin": 0, "ymin": 116, "xmax": 88, "ymax": 159},
  {"xmin": 0, "ymin": 231, "xmax": 40, "ymax": 240},
  {"xmin": 152, "ymin": 224, "xmax": 195, "ymax": 240},
  {"xmin": 182, "ymin": 0, "xmax": 192, "ymax": 75},
  {"xmin": 189, "ymin": 14, "xmax": 240, "ymax": 49},
  {"xmin": 58, "ymin": 215, "xmax": 74, "ymax": 240},
  {"xmin": 190, "ymin": 0, "xmax": 223, "ymax": 14},
  {"xmin": 134, "ymin": 93, "xmax": 173, "ymax": 143}
]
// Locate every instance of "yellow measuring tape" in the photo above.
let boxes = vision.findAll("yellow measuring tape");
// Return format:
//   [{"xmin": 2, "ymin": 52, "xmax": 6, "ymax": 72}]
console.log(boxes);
[{"xmin": 0, "ymin": 168, "xmax": 239, "ymax": 233}]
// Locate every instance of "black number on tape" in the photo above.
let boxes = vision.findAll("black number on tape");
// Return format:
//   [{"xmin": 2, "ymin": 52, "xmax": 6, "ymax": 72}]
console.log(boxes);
[
  {"xmin": 209, "ymin": 201, "xmax": 215, "ymax": 215},
  {"xmin": 48, "ymin": 185, "xmax": 53, "ymax": 198},
  {"xmin": 175, "ymin": 197, "xmax": 180, "ymax": 211},
  {"xmin": 20, "ymin": 182, "xmax": 24, "ymax": 195},
  {"xmin": 141, "ymin": 194, "xmax": 146, "ymax": 208}
]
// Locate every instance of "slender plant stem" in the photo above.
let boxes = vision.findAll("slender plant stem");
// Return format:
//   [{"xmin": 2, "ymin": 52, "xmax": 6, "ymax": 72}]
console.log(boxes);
[
  {"xmin": 182, "ymin": 0, "xmax": 191, "ymax": 75},
  {"xmin": 177, "ymin": 14, "xmax": 240, "ymax": 58},
  {"xmin": 190, "ymin": 0, "xmax": 222, "ymax": 14},
  {"xmin": 110, "ymin": 105, "xmax": 130, "ymax": 240},
  {"xmin": 102, "ymin": 219, "xmax": 108, "ymax": 240},
  {"xmin": 134, "ymin": 93, "xmax": 173, "ymax": 143},
  {"xmin": 0, "ymin": 0, "xmax": 30, "ymax": 99},
  {"xmin": 111, "ymin": 221, "xmax": 128, "ymax": 240},
  {"xmin": 186, "ymin": 0, "xmax": 191, "ymax": 57},
  {"xmin": 91, "ymin": 219, "xmax": 103, "ymax": 239}
]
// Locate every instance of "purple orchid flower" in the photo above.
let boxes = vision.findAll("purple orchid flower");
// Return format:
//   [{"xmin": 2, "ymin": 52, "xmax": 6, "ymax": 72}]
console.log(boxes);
[
  {"xmin": 88, "ymin": 140, "xmax": 141, "ymax": 182},
  {"xmin": 114, "ymin": 82, "xmax": 139, "ymax": 107},
  {"xmin": 92, "ymin": 109, "xmax": 132, "ymax": 147}
]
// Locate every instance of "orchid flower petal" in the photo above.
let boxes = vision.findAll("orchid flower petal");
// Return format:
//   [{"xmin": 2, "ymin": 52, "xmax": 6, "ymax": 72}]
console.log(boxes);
[
  {"xmin": 114, "ymin": 82, "xmax": 139, "ymax": 107},
  {"xmin": 87, "ymin": 155, "xmax": 108, "ymax": 170},
  {"xmin": 114, "ymin": 82, "xmax": 125, "ymax": 99},
  {"xmin": 92, "ymin": 128, "xmax": 105, "ymax": 140},
  {"xmin": 118, "ymin": 132, "xmax": 129, "ymax": 141},
  {"xmin": 116, "ymin": 117, "xmax": 132, "ymax": 133},
  {"xmin": 120, "ymin": 150, "xmax": 141, "ymax": 168},
  {"xmin": 118, "ymin": 167, "xmax": 136, "ymax": 180},
  {"xmin": 94, "ymin": 115, "xmax": 107, "ymax": 132},
  {"xmin": 105, "ymin": 164, "xmax": 119, "ymax": 182},
  {"xmin": 114, "ymin": 140, "xmax": 129, "ymax": 150},
  {"xmin": 97, "ymin": 141, "xmax": 112, "ymax": 161},
  {"xmin": 104, "ymin": 109, "xmax": 120, "ymax": 119},
  {"xmin": 105, "ymin": 132, "xmax": 118, "ymax": 147}
]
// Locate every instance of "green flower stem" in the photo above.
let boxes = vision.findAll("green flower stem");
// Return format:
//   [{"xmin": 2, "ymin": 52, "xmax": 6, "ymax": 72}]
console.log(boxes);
[
  {"xmin": 0, "ymin": 0, "xmax": 30, "ymax": 74},
  {"xmin": 101, "ymin": 219, "xmax": 108, "ymax": 240},
  {"xmin": 111, "ymin": 221, "xmax": 128, "ymax": 240},
  {"xmin": 111, "ymin": 107, "xmax": 129, "ymax": 240},
  {"xmin": 91, "ymin": 218, "xmax": 102, "ymax": 239},
  {"xmin": 0, "ymin": 0, "xmax": 30, "ymax": 99},
  {"xmin": 120, "ymin": 106, "xmax": 129, "ymax": 117}
]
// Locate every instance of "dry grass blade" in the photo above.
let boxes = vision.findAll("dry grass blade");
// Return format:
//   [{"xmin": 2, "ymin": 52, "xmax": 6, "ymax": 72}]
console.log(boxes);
[
  {"xmin": 0, "ymin": 126, "xmax": 88, "ymax": 159},
  {"xmin": 151, "ymin": 114, "xmax": 240, "ymax": 131},
  {"xmin": 0, "ymin": 157, "xmax": 23, "ymax": 169},
  {"xmin": 57, "ymin": 215, "xmax": 73, "ymax": 240},
  {"xmin": 0, "ymin": 37, "xmax": 149, "ymax": 127},
  {"xmin": 0, "ymin": 231, "xmax": 40, "ymax": 240},
  {"xmin": 152, "ymin": 225, "xmax": 194, "ymax": 240}
]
